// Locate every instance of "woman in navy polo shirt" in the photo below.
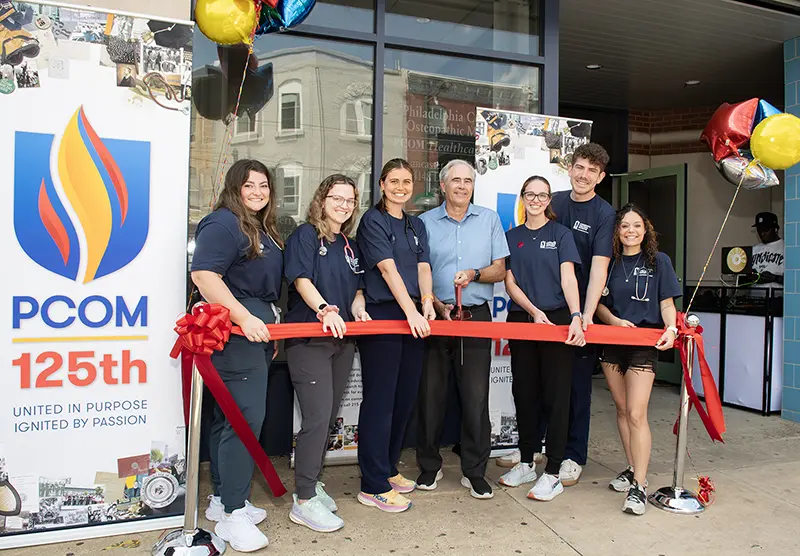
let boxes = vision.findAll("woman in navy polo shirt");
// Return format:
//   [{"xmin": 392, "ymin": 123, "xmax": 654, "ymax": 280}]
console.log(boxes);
[
  {"xmin": 284, "ymin": 174, "xmax": 371, "ymax": 533},
  {"xmin": 595, "ymin": 203, "xmax": 680, "ymax": 516},
  {"xmin": 502, "ymin": 175, "xmax": 585, "ymax": 503},
  {"xmin": 355, "ymin": 158, "xmax": 435, "ymax": 513},
  {"xmin": 190, "ymin": 159, "xmax": 282, "ymax": 553}
]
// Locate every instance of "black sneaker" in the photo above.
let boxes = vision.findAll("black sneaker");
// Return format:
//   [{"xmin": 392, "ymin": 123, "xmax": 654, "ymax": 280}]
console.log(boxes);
[
  {"xmin": 460, "ymin": 476, "xmax": 494, "ymax": 499},
  {"xmin": 415, "ymin": 469, "xmax": 443, "ymax": 491},
  {"xmin": 622, "ymin": 481, "xmax": 647, "ymax": 515}
]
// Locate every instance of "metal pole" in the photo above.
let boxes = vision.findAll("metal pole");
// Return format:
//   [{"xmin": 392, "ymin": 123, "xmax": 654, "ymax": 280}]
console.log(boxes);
[
  {"xmin": 648, "ymin": 313, "xmax": 706, "ymax": 515},
  {"xmin": 153, "ymin": 363, "xmax": 227, "ymax": 555}
]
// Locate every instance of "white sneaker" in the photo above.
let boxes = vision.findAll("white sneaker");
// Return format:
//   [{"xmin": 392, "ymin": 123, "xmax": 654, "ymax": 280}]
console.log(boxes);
[
  {"xmin": 289, "ymin": 494, "xmax": 344, "ymax": 532},
  {"xmin": 527, "ymin": 473, "xmax": 564, "ymax": 501},
  {"xmin": 496, "ymin": 450, "xmax": 545, "ymax": 468},
  {"xmin": 415, "ymin": 469, "xmax": 444, "ymax": 491},
  {"xmin": 498, "ymin": 462, "xmax": 537, "ymax": 487},
  {"xmin": 214, "ymin": 507, "xmax": 269, "ymax": 552},
  {"xmin": 315, "ymin": 481, "xmax": 337, "ymax": 513},
  {"xmin": 622, "ymin": 481, "xmax": 647, "ymax": 515},
  {"xmin": 205, "ymin": 495, "xmax": 266, "ymax": 525},
  {"xmin": 559, "ymin": 459, "xmax": 582, "ymax": 487}
]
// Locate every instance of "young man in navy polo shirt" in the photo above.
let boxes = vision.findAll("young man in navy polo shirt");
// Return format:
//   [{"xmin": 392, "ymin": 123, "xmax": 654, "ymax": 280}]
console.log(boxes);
[{"xmin": 550, "ymin": 143, "xmax": 615, "ymax": 486}]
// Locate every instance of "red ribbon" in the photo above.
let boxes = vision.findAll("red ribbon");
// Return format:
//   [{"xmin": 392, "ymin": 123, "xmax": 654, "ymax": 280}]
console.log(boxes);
[
  {"xmin": 672, "ymin": 314, "xmax": 726, "ymax": 442},
  {"xmin": 170, "ymin": 304, "xmax": 287, "ymax": 497}
]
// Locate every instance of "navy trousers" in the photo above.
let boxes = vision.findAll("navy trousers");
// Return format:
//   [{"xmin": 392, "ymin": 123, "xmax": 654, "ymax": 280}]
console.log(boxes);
[{"xmin": 563, "ymin": 345, "xmax": 596, "ymax": 465}]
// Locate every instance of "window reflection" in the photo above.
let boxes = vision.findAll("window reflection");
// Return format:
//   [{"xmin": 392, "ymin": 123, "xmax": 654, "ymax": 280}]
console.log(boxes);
[{"xmin": 302, "ymin": 0, "xmax": 375, "ymax": 33}]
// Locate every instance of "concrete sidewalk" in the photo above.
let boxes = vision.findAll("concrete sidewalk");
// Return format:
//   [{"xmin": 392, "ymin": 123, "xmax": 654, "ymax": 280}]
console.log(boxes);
[{"xmin": 5, "ymin": 378, "xmax": 800, "ymax": 556}]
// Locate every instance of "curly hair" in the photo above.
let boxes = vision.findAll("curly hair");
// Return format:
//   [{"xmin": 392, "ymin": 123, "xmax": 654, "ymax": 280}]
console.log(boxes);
[
  {"xmin": 306, "ymin": 174, "xmax": 359, "ymax": 242},
  {"xmin": 572, "ymin": 142, "xmax": 610, "ymax": 172},
  {"xmin": 215, "ymin": 159, "xmax": 283, "ymax": 258},
  {"xmin": 613, "ymin": 203, "xmax": 658, "ymax": 269},
  {"xmin": 520, "ymin": 175, "xmax": 557, "ymax": 221}
]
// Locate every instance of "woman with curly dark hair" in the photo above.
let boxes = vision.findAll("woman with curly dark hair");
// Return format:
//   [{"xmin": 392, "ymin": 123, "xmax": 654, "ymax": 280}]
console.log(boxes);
[{"xmin": 594, "ymin": 203, "xmax": 681, "ymax": 516}]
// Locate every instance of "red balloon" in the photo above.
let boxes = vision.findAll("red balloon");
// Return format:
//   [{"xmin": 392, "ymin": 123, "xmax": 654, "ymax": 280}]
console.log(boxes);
[{"xmin": 700, "ymin": 99, "xmax": 758, "ymax": 162}]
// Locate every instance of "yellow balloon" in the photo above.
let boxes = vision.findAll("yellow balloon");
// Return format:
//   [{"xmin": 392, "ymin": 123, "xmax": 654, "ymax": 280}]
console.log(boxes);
[
  {"xmin": 195, "ymin": 0, "xmax": 257, "ymax": 45},
  {"xmin": 750, "ymin": 113, "xmax": 800, "ymax": 170}
]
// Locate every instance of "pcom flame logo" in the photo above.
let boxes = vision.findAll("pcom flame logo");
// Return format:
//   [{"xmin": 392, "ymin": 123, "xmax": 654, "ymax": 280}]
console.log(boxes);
[
  {"xmin": 14, "ymin": 107, "xmax": 150, "ymax": 283},
  {"xmin": 497, "ymin": 192, "xmax": 526, "ymax": 231}
]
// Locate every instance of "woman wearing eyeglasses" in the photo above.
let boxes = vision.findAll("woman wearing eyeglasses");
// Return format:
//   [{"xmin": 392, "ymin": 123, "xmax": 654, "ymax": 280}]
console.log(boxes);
[
  {"xmin": 501, "ymin": 175, "xmax": 585, "ymax": 502},
  {"xmin": 284, "ymin": 174, "xmax": 371, "ymax": 532},
  {"xmin": 355, "ymin": 158, "xmax": 435, "ymax": 513},
  {"xmin": 594, "ymin": 204, "xmax": 680, "ymax": 516}
]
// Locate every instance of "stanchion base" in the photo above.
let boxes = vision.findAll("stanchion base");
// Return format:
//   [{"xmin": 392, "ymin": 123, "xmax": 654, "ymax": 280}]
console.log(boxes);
[
  {"xmin": 152, "ymin": 528, "xmax": 227, "ymax": 555},
  {"xmin": 648, "ymin": 487, "xmax": 706, "ymax": 515}
]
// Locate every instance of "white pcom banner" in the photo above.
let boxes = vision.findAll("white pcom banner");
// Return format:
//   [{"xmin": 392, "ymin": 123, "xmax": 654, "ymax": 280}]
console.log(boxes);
[
  {"xmin": 473, "ymin": 108, "xmax": 592, "ymax": 451},
  {"xmin": 0, "ymin": 2, "xmax": 192, "ymax": 548}
]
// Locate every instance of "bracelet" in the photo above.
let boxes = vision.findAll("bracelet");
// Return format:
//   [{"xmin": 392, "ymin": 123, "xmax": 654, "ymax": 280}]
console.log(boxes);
[
  {"xmin": 421, "ymin": 294, "xmax": 434, "ymax": 304},
  {"xmin": 667, "ymin": 325, "xmax": 679, "ymax": 338}
]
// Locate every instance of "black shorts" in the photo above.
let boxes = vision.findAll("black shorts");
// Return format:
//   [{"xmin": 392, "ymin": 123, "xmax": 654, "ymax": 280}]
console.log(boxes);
[{"xmin": 599, "ymin": 344, "xmax": 658, "ymax": 373}]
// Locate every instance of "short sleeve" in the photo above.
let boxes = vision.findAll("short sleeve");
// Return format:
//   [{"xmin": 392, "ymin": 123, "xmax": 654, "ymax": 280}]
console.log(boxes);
[
  {"xmin": 558, "ymin": 227, "xmax": 582, "ymax": 265},
  {"xmin": 191, "ymin": 221, "xmax": 239, "ymax": 275},
  {"xmin": 657, "ymin": 252, "xmax": 682, "ymax": 301},
  {"xmin": 592, "ymin": 207, "xmax": 615, "ymax": 259},
  {"xmin": 489, "ymin": 211, "xmax": 511, "ymax": 260},
  {"xmin": 284, "ymin": 225, "xmax": 317, "ymax": 283},
  {"xmin": 415, "ymin": 217, "xmax": 431, "ymax": 265},
  {"xmin": 357, "ymin": 210, "xmax": 394, "ymax": 269}
]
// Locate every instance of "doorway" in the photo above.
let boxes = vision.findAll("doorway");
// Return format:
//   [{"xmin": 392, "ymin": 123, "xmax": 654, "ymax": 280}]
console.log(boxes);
[{"xmin": 616, "ymin": 164, "xmax": 687, "ymax": 384}]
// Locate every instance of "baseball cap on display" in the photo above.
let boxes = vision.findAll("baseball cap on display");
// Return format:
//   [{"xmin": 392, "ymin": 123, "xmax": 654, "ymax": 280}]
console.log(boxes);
[{"xmin": 752, "ymin": 212, "xmax": 779, "ymax": 229}]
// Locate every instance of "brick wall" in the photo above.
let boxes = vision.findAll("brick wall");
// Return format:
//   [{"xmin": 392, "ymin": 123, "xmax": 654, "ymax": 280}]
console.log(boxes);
[
  {"xmin": 782, "ymin": 38, "xmax": 800, "ymax": 424},
  {"xmin": 628, "ymin": 107, "xmax": 717, "ymax": 156}
]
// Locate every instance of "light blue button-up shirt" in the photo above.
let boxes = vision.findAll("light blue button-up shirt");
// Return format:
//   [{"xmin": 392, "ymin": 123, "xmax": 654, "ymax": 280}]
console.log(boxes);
[{"xmin": 419, "ymin": 203, "xmax": 510, "ymax": 305}]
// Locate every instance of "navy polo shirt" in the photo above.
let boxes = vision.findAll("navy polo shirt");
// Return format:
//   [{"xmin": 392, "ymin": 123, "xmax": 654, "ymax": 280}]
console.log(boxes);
[
  {"xmin": 602, "ymin": 252, "xmax": 682, "ymax": 326},
  {"xmin": 551, "ymin": 191, "xmax": 615, "ymax": 299},
  {"xmin": 284, "ymin": 223, "xmax": 364, "ymax": 323},
  {"xmin": 356, "ymin": 207, "xmax": 431, "ymax": 304},
  {"xmin": 505, "ymin": 221, "xmax": 581, "ymax": 312},
  {"xmin": 191, "ymin": 207, "xmax": 283, "ymax": 302}
]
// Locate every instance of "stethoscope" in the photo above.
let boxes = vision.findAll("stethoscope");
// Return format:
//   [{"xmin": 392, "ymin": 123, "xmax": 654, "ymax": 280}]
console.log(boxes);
[
  {"xmin": 383, "ymin": 211, "xmax": 423, "ymax": 255},
  {"xmin": 318, "ymin": 234, "xmax": 364, "ymax": 275},
  {"xmin": 603, "ymin": 258, "xmax": 651, "ymax": 302}
]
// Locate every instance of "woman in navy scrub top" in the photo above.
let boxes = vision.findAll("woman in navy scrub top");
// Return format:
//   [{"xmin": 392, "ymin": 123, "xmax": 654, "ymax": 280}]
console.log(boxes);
[
  {"xmin": 355, "ymin": 158, "xmax": 435, "ymax": 513},
  {"xmin": 191, "ymin": 159, "xmax": 283, "ymax": 553},
  {"xmin": 595, "ymin": 203, "xmax": 680, "ymax": 517},
  {"xmin": 284, "ymin": 175, "xmax": 370, "ymax": 533},
  {"xmin": 502, "ymin": 176, "xmax": 585, "ymax": 503}
]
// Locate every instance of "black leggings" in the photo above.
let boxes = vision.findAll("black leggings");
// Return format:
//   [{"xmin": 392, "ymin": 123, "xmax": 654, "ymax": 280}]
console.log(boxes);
[{"xmin": 507, "ymin": 308, "xmax": 574, "ymax": 475}]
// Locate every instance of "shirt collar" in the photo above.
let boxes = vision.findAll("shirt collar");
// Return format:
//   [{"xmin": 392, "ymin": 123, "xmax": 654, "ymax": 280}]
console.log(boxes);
[{"xmin": 436, "ymin": 202, "xmax": 479, "ymax": 221}]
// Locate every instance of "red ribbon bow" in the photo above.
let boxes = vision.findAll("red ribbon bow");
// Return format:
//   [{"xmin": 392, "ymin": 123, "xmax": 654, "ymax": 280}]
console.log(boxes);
[
  {"xmin": 171, "ymin": 304, "xmax": 286, "ymax": 497},
  {"xmin": 673, "ymin": 313, "xmax": 726, "ymax": 443}
]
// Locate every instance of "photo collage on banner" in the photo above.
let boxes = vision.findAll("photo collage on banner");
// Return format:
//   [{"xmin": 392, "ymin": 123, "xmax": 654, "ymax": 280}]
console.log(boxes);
[
  {"xmin": 472, "ymin": 108, "xmax": 593, "ymax": 453},
  {"xmin": 0, "ymin": 1, "xmax": 191, "ymax": 547}
]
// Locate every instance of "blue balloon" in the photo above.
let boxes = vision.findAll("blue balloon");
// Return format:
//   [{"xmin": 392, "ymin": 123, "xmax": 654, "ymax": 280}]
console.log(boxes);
[
  {"xmin": 754, "ymin": 100, "xmax": 782, "ymax": 127},
  {"xmin": 257, "ymin": 0, "xmax": 316, "ymax": 36}
]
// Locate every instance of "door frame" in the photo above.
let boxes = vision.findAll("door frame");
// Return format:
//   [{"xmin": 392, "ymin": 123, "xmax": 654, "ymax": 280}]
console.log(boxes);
[{"xmin": 615, "ymin": 164, "xmax": 688, "ymax": 384}]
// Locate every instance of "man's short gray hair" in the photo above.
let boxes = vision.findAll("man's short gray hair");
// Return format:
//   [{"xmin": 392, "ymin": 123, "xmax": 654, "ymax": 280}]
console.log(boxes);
[{"xmin": 439, "ymin": 159, "xmax": 475, "ymax": 185}]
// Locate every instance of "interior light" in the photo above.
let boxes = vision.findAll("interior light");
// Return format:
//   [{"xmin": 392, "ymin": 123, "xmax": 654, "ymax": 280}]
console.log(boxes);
[
  {"xmin": 585, "ymin": 64, "xmax": 603, "ymax": 70},
  {"xmin": 685, "ymin": 80, "xmax": 701, "ymax": 86}
]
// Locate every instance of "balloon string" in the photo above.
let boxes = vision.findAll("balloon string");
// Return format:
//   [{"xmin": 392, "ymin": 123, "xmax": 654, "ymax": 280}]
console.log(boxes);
[{"xmin": 685, "ymin": 159, "xmax": 756, "ymax": 314}]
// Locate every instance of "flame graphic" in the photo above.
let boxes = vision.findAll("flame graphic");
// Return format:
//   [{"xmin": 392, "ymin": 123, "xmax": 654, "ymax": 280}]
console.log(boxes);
[
  {"xmin": 514, "ymin": 195, "xmax": 526, "ymax": 227},
  {"xmin": 51, "ymin": 107, "xmax": 129, "ymax": 283}
]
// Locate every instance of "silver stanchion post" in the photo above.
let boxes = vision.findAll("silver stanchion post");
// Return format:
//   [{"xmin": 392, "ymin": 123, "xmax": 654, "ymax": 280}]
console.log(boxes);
[
  {"xmin": 153, "ymin": 362, "xmax": 226, "ymax": 555},
  {"xmin": 648, "ymin": 313, "xmax": 705, "ymax": 515}
]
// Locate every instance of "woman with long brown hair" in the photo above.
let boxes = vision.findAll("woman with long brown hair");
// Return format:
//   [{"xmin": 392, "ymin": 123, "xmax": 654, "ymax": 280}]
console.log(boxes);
[
  {"xmin": 355, "ymin": 158, "xmax": 435, "ymax": 513},
  {"xmin": 595, "ymin": 203, "xmax": 681, "ymax": 516},
  {"xmin": 191, "ymin": 159, "xmax": 283, "ymax": 552},
  {"xmin": 284, "ymin": 174, "xmax": 370, "ymax": 533}
]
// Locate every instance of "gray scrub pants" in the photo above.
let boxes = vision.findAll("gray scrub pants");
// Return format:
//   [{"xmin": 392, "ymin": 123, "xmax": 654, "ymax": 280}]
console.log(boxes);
[
  {"xmin": 209, "ymin": 299, "xmax": 275, "ymax": 513},
  {"xmin": 286, "ymin": 338, "xmax": 356, "ymax": 500}
]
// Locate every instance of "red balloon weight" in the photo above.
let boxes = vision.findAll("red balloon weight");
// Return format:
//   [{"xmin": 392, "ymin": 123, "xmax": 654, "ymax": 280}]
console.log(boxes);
[{"xmin": 700, "ymin": 99, "xmax": 759, "ymax": 162}]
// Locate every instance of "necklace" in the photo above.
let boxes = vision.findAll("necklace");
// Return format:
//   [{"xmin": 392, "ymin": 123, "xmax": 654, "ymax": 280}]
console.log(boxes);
[
  {"xmin": 620, "ymin": 253, "xmax": 642, "ymax": 283},
  {"xmin": 526, "ymin": 221, "xmax": 547, "ymax": 243}
]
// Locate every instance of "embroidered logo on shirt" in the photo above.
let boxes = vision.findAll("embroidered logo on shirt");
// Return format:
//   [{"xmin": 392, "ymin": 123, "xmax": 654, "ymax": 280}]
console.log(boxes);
[
  {"xmin": 540, "ymin": 240, "xmax": 557, "ymax": 250},
  {"xmin": 517, "ymin": 242, "xmax": 524, "ymax": 248},
  {"xmin": 573, "ymin": 220, "xmax": 591, "ymax": 234}
]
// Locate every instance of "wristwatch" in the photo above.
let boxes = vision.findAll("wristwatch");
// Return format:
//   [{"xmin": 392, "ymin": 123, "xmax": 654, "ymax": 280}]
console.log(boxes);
[
  {"xmin": 472, "ymin": 268, "xmax": 481, "ymax": 283},
  {"xmin": 570, "ymin": 311, "xmax": 582, "ymax": 321},
  {"xmin": 318, "ymin": 303, "xmax": 328, "ymax": 312}
]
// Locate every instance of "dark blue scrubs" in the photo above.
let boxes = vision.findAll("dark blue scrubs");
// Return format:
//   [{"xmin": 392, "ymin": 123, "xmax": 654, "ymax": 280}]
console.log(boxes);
[
  {"xmin": 192, "ymin": 207, "xmax": 283, "ymax": 513},
  {"xmin": 550, "ymin": 190, "xmax": 615, "ymax": 466},
  {"xmin": 355, "ymin": 206, "xmax": 430, "ymax": 494}
]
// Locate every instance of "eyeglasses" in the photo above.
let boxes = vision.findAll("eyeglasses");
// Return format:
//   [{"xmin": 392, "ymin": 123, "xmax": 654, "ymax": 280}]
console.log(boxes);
[
  {"xmin": 522, "ymin": 192, "xmax": 551, "ymax": 203},
  {"xmin": 326, "ymin": 195, "xmax": 357, "ymax": 209}
]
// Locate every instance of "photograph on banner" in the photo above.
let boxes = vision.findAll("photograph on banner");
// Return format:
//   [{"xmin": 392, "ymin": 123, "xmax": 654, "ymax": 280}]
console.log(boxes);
[
  {"xmin": 473, "ymin": 108, "xmax": 593, "ymax": 451},
  {"xmin": 0, "ymin": 2, "xmax": 192, "ymax": 546},
  {"xmin": 292, "ymin": 354, "xmax": 362, "ymax": 465}
]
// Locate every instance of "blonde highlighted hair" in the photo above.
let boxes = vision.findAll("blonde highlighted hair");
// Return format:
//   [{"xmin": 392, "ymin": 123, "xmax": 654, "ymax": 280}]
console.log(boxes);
[{"xmin": 306, "ymin": 174, "xmax": 359, "ymax": 242}]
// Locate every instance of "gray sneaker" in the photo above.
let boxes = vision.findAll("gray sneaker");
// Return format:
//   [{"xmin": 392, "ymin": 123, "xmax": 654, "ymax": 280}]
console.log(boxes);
[
  {"xmin": 315, "ymin": 481, "xmax": 337, "ymax": 513},
  {"xmin": 622, "ymin": 481, "xmax": 647, "ymax": 516},
  {"xmin": 609, "ymin": 467, "xmax": 634, "ymax": 492},
  {"xmin": 289, "ymin": 494, "xmax": 344, "ymax": 532}
]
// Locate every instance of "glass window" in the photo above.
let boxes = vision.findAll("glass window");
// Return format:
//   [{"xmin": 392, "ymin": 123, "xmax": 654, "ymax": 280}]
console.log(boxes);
[
  {"xmin": 382, "ymin": 48, "xmax": 539, "ymax": 215},
  {"xmin": 386, "ymin": 0, "xmax": 540, "ymax": 56},
  {"xmin": 302, "ymin": 0, "xmax": 375, "ymax": 33},
  {"xmin": 189, "ymin": 32, "xmax": 374, "ymax": 239}
]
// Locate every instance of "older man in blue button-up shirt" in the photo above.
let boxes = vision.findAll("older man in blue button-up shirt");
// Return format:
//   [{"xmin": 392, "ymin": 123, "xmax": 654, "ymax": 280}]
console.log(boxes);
[{"xmin": 415, "ymin": 159, "xmax": 510, "ymax": 499}]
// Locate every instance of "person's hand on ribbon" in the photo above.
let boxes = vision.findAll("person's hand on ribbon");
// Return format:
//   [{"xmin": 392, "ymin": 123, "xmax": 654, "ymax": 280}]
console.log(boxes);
[
  {"xmin": 354, "ymin": 307, "xmax": 372, "ymax": 322},
  {"xmin": 613, "ymin": 317, "xmax": 636, "ymax": 328},
  {"xmin": 530, "ymin": 307, "xmax": 553, "ymax": 325},
  {"xmin": 322, "ymin": 310, "xmax": 347, "ymax": 339},
  {"xmin": 240, "ymin": 313, "xmax": 270, "ymax": 343},
  {"xmin": 581, "ymin": 313, "xmax": 594, "ymax": 332},
  {"xmin": 421, "ymin": 294, "xmax": 436, "ymax": 321},
  {"xmin": 655, "ymin": 326, "xmax": 677, "ymax": 351},
  {"xmin": 566, "ymin": 314, "xmax": 587, "ymax": 347},
  {"xmin": 407, "ymin": 309, "xmax": 432, "ymax": 338}
]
